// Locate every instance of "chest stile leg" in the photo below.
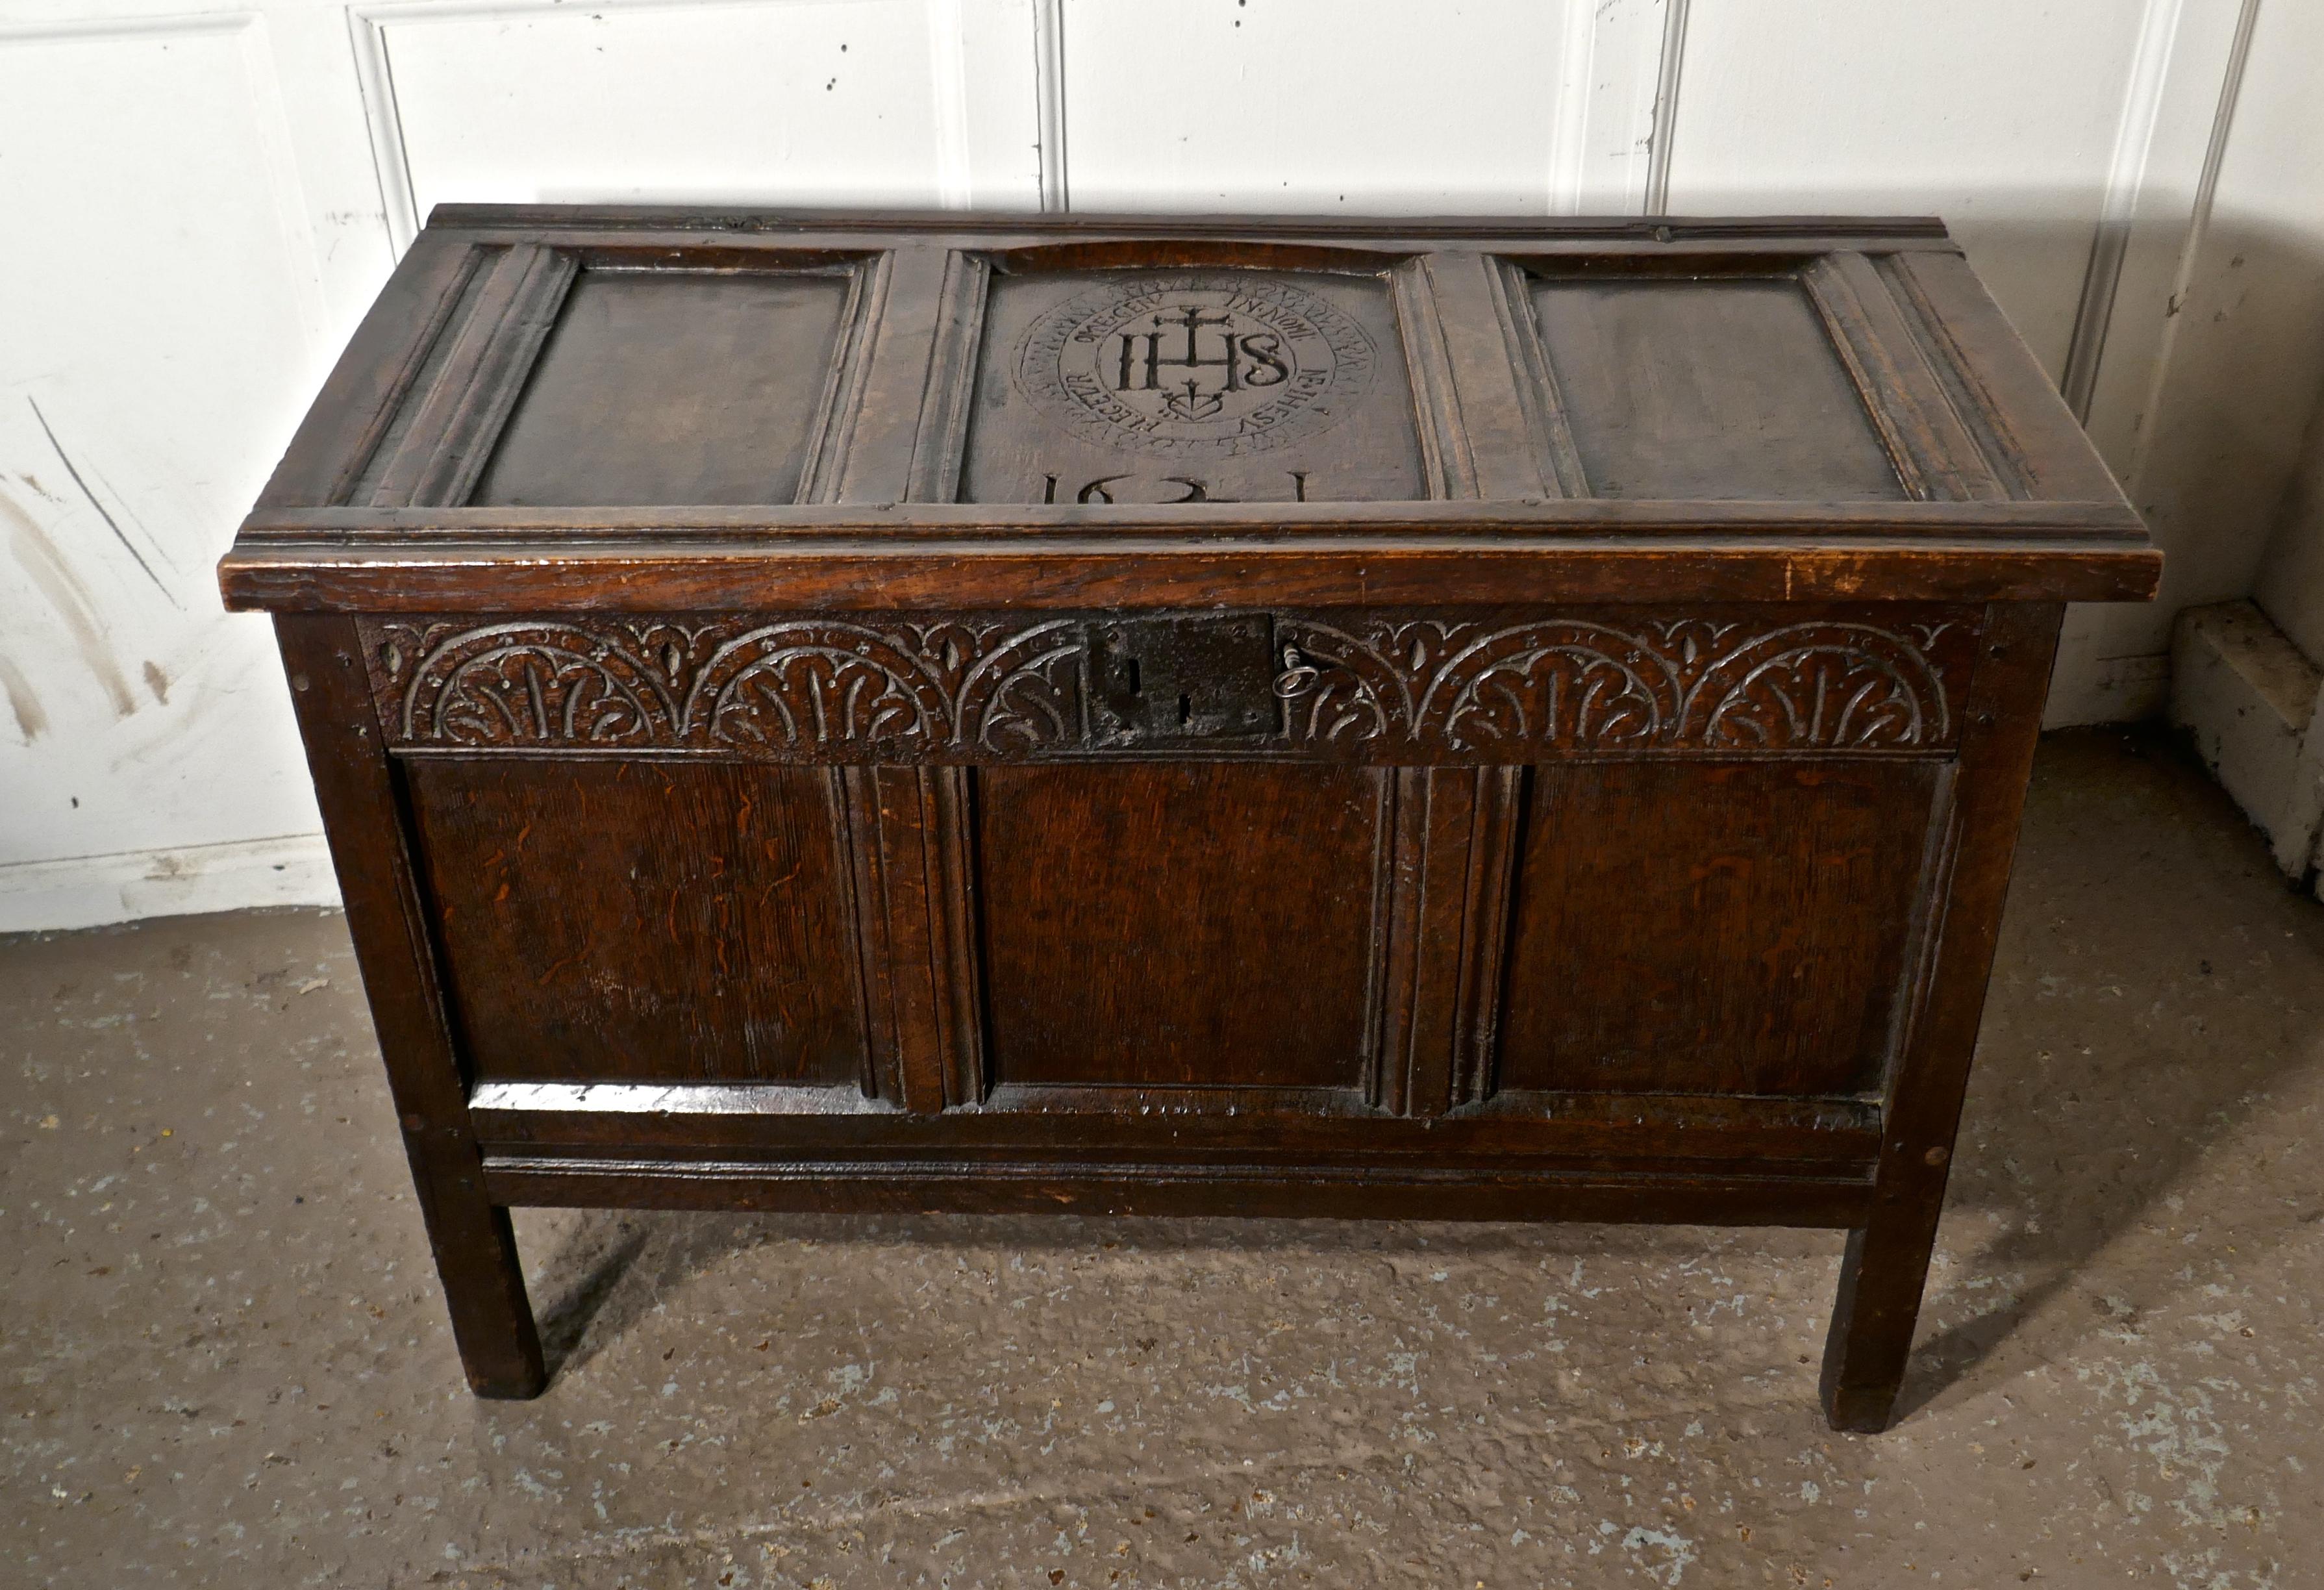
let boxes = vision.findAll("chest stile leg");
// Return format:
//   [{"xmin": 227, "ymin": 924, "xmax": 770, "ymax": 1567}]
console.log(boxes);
[
  {"xmin": 1819, "ymin": 601, "xmax": 2062, "ymax": 1432},
  {"xmin": 273, "ymin": 614, "xmax": 546, "ymax": 1398}
]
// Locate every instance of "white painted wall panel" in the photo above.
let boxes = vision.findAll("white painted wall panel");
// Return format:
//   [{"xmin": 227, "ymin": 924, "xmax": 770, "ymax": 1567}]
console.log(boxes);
[
  {"xmin": 2055, "ymin": 0, "xmax": 2324, "ymax": 724},
  {"xmin": 1549, "ymin": 0, "xmax": 1679, "ymax": 213},
  {"xmin": 378, "ymin": 0, "xmax": 1043, "ymax": 231},
  {"xmin": 2070, "ymin": 0, "xmax": 2253, "ymax": 474},
  {"xmin": 1062, "ymin": 0, "xmax": 1573, "ymax": 215},
  {"xmin": 0, "ymin": 18, "xmax": 339, "ymax": 926},
  {"xmin": 2215, "ymin": 0, "xmax": 2324, "ymax": 664},
  {"xmin": 2127, "ymin": 36, "xmax": 2324, "ymax": 620},
  {"xmin": 1668, "ymin": 0, "xmax": 2151, "ymax": 378}
]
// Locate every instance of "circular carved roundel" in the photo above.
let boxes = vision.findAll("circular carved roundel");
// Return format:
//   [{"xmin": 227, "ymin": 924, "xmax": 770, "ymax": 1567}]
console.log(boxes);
[{"xmin": 1014, "ymin": 273, "xmax": 1377, "ymax": 459}]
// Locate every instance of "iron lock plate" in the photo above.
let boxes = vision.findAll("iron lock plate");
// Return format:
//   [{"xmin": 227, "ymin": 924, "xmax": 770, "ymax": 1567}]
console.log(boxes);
[{"xmin": 1086, "ymin": 615, "xmax": 1284, "ymax": 747}]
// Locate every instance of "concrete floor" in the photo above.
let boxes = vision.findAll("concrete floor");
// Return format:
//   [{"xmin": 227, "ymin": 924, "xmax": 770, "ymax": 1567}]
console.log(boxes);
[{"xmin": 3, "ymin": 728, "xmax": 2319, "ymax": 1589}]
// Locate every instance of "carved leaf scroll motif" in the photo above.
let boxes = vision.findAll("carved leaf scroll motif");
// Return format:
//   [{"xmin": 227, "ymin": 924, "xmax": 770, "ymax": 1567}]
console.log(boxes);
[
  {"xmin": 366, "ymin": 613, "xmax": 1960, "ymax": 757},
  {"xmin": 375, "ymin": 618, "xmax": 1086, "ymax": 754},
  {"xmin": 1276, "ymin": 617, "xmax": 1955, "ymax": 751},
  {"xmin": 385, "ymin": 622, "xmax": 681, "ymax": 746}
]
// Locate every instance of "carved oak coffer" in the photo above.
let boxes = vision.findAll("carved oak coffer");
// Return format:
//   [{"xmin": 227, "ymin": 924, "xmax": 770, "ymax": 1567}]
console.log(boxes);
[{"xmin": 219, "ymin": 208, "xmax": 2156, "ymax": 1432}]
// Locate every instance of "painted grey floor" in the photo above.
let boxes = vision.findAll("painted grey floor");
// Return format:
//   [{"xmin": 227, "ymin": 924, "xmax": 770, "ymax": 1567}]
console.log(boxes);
[{"xmin": 5, "ymin": 728, "xmax": 2318, "ymax": 1588}]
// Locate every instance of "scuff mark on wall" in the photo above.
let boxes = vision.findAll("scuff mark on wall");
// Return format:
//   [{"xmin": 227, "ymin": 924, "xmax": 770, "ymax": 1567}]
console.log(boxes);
[
  {"xmin": 0, "ymin": 653, "xmax": 48, "ymax": 742},
  {"xmin": 142, "ymin": 661, "xmax": 170, "ymax": 705},
  {"xmin": 25, "ymin": 396, "xmax": 182, "ymax": 609},
  {"xmin": 143, "ymin": 850, "xmax": 197, "ymax": 881},
  {"xmin": 0, "ymin": 486, "xmax": 139, "ymax": 718}
]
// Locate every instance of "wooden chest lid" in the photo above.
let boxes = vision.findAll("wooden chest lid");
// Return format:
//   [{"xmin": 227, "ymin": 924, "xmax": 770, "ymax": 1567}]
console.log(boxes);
[{"xmin": 221, "ymin": 208, "xmax": 2156, "ymax": 612}]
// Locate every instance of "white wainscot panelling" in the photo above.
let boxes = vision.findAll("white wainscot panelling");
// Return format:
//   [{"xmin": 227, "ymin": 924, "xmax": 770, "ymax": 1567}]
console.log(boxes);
[
  {"xmin": 0, "ymin": 15, "xmax": 341, "ymax": 929},
  {"xmin": 1667, "ymin": 0, "xmax": 2155, "ymax": 379},
  {"xmin": 1062, "ymin": 0, "xmax": 1577, "ymax": 215},
  {"xmin": 369, "ymin": 0, "xmax": 1043, "ymax": 239},
  {"xmin": 2060, "ymin": 0, "xmax": 2324, "ymax": 725}
]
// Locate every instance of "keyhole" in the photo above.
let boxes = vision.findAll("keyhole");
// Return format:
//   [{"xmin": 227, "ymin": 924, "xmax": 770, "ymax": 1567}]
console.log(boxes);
[
  {"xmin": 1177, "ymin": 693, "xmax": 1193, "ymax": 727},
  {"xmin": 1125, "ymin": 657, "xmax": 1141, "ymax": 695}
]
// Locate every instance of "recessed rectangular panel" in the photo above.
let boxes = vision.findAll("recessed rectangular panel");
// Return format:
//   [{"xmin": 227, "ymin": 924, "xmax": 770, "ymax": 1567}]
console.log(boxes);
[
  {"xmin": 976, "ymin": 764, "xmax": 1383, "ymax": 1089},
  {"xmin": 1526, "ymin": 271, "xmax": 1906, "ymax": 500},
  {"xmin": 469, "ymin": 266, "xmax": 853, "ymax": 505},
  {"xmin": 958, "ymin": 268, "xmax": 1427, "ymax": 504},
  {"xmin": 1497, "ymin": 761, "xmax": 1941, "ymax": 1098},
  {"xmin": 406, "ymin": 759, "xmax": 864, "ymax": 1086}
]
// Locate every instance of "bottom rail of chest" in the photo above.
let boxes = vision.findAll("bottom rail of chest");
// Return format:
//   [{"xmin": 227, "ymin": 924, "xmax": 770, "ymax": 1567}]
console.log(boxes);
[
  {"xmin": 478, "ymin": 1147, "xmax": 1875, "ymax": 1227},
  {"xmin": 464, "ymin": 1085, "xmax": 1881, "ymax": 1226}
]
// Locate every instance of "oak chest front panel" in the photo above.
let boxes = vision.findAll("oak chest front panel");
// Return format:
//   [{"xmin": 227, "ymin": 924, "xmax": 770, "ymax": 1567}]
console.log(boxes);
[
  {"xmin": 224, "ymin": 207, "xmax": 2156, "ymax": 1430},
  {"xmin": 371, "ymin": 598, "xmax": 1973, "ymax": 1142},
  {"xmin": 399, "ymin": 744, "xmax": 1943, "ymax": 1126}
]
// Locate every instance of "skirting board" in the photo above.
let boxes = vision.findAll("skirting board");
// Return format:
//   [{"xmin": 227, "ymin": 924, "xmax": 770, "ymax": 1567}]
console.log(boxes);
[
  {"xmin": 2170, "ymin": 600, "xmax": 2324, "ymax": 899},
  {"xmin": 0, "ymin": 832, "xmax": 341, "ymax": 934}
]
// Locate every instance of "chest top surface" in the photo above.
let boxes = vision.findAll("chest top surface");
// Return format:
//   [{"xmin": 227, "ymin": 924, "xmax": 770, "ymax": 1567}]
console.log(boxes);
[{"xmin": 220, "ymin": 208, "xmax": 2156, "ymax": 614}]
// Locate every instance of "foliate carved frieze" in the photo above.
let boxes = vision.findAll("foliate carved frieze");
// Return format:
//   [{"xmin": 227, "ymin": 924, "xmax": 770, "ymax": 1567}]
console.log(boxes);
[
  {"xmin": 1275, "ymin": 615, "xmax": 1968, "ymax": 753},
  {"xmin": 360, "ymin": 609, "xmax": 1976, "ymax": 761},
  {"xmin": 363, "ymin": 618, "xmax": 1085, "ymax": 756}
]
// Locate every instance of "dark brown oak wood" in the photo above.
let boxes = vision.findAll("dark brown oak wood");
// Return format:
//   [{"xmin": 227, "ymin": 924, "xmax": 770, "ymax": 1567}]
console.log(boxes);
[
  {"xmin": 225, "ymin": 210, "xmax": 2154, "ymax": 1429},
  {"xmin": 1497, "ymin": 760, "xmax": 1945, "ymax": 1098},
  {"xmin": 464, "ymin": 1079, "xmax": 1884, "ymax": 1163},
  {"xmin": 220, "ymin": 537, "xmax": 2155, "ymax": 614},
  {"xmin": 404, "ymin": 759, "xmax": 866, "ymax": 1085},
  {"xmin": 256, "ymin": 231, "xmax": 479, "ymax": 511},
  {"xmin": 271, "ymin": 616, "xmax": 545, "ymax": 1398},
  {"xmin": 977, "ymin": 763, "xmax": 1384, "ymax": 1092},
  {"xmin": 234, "ymin": 498, "xmax": 2152, "ymax": 537},
  {"xmin": 1819, "ymin": 601, "xmax": 2064, "ymax": 1432},
  {"xmin": 477, "ymin": 1157, "xmax": 1878, "ymax": 1229},
  {"xmin": 368, "ymin": 243, "xmax": 578, "ymax": 509},
  {"xmin": 469, "ymin": 262, "xmax": 866, "ymax": 508},
  {"xmin": 428, "ymin": 205, "xmax": 1956, "ymax": 237}
]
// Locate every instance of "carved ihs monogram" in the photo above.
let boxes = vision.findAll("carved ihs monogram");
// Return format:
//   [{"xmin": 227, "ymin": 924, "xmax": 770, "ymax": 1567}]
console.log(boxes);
[{"xmin": 364, "ymin": 612, "xmax": 1966, "ymax": 757}]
